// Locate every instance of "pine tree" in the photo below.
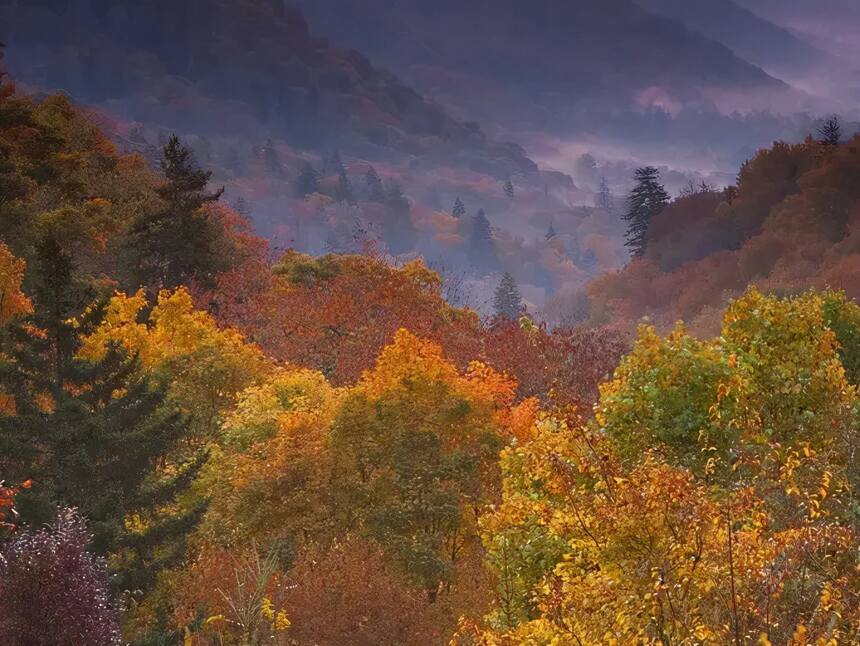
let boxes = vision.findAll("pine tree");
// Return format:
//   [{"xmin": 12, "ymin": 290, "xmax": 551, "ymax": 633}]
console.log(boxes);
[
  {"xmin": 595, "ymin": 176, "xmax": 613, "ymax": 211},
  {"xmin": 546, "ymin": 222, "xmax": 558, "ymax": 240},
  {"xmin": 469, "ymin": 208, "xmax": 497, "ymax": 269},
  {"xmin": 365, "ymin": 165, "xmax": 385, "ymax": 202},
  {"xmin": 262, "ymin": 138, "xmax": 283, "ymax": 176},
  {"xmin": 124, "ymin": 135, "xmax": 225, "ymax": 292},
  {"xmin": 323, "ymin": 150, "xmax": 345, "ymax": 177},
  {"xmin": 452, "ymin": 197, "xmax": 466, "ymax": 219},
  {"xmin": 337, "ymin": 168, "xmax": 355, "ymax": 205},
  {"xmin": 493, "ymin": 272, "xmax": 523, "ymax": 320},
  {"xmin": 623, "ymin": 167, "xmax": 669, "ymax": 257},
  {"xmin": 0, "ymin": 247, "xmax": 202, "ymax": 594},
  {"xmin": 503, "ymin": 179, "xmax": 515, "ymax": 199},
  {"xmin": 295, "ymin": 161, "xmax": 320, "ymax": 198},
  {"xmin": 819, "ymin": 115, "xmax": 842, "ymax": 147},
  {"xmin": 382, "ymin": 182, "xmax": 416, "ymax": 254}
]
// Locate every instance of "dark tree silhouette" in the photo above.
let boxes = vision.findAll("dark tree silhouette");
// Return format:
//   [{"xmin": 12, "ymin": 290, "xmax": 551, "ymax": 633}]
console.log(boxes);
[
  {"xmin": 623, "ymin": 167, "xmax": 669, "ymax": 257},
  {"xmin": 819, "ymin": 115, "xmax": 842, "ymax": 147},
  {"xmin": 365, "ymin": 165, "xmax": 385, "ymax": 202},
  {"xmin": 295, "ymin": 161, "xmax": 320, "ymax": 198},
  {"xmin": 494, "ymin": 272, "xmax": 523, "ymax": 319},
  {"xmin": 452, "ymin": 196, "xmax": 466, "ymax": 219}
]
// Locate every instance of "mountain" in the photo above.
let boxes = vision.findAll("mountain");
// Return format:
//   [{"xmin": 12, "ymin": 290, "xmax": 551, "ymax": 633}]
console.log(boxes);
[
  {"xmin": 634, "ymin": 0, "xmax": 834, "ymax": 76},
  {"xmin": 0, "ymin": 0, "xmax": 535, "ymax": 177},
  {"xmin": 292, "ymin": 0, "xmax": 792, "ymax": 134},
  {"xmin": 1, "ymin": 0, "xmax": 622, "ymax": 311}
]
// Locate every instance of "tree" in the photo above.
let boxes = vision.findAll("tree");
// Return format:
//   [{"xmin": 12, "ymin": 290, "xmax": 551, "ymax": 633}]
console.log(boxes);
[
  {"xmin": 382, "ymin": 182, "xmax": 416, "ymax": 254},
  {"xmin": 503, "ymin": 179, "xmax": 515, "ymax": 199},
  {"xmin": 0, "ymin": 509, "xmax": 121, "ymax": 646},
  {"xmin": 623, "ymin": 166, "xmax": 669, "ymax": 257},
  {"xmin": 329, "ymin": 330, "xmax": 514, "ymax": 599},
  {"xmin": 294, "ymin": 161, "xmax": 320, "ymax": 198},
  {"xmin": 452, "ymin": 197, "xmax": 466, "ymax": 219},
  {"xmin": 493, "ymin": 273, "xmax": 523, "ymax": 320},
  {"xmin": 469, "ymin": 208, "xmax": 496, "ymax": 269},
  {"xmin": 545, "ymin": 222, "xmax": 557, "ymax": 241},
  {"xmin": 261, "ymin": 138, "xmax": 283, "ymax": 176},
  {"xmin": 365, "ymin": 165, "xmax": 385, "ymax": 202},
  {"xmin": 123, "ymin": 134, "xmax": 226, "ymax": 292},
  {"xmin": 594, "ymin": 176, "xmax": 613, "ymax": 210},
  {"xmin": 337, "ymin": 168, "xmax": 355, "ymax": 205},
  {"xmin": 819, "ymin": 114, "xmax": 842, "ymax": 146},
  {"xmin": 323, "ymin": 150, "xmax": 345, "ymax": 177}
]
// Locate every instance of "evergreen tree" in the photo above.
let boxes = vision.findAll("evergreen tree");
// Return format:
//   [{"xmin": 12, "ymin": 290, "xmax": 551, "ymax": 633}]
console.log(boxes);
[
  {"xmin": 503, "ymin": 179, "xmax": 515, "ymax": 199},
  {"xmin": 595, "ymin": 176, "xmax": 613, "ymax": 211},
  {"xmin": 337, "ymin": 168, "xmax": 355, "ymax": 205},
  {"xmin": 819, "ymin": 115, "xmax": 842, "ymax": 147},
  {"xmin": 469, "ymin": 208, "xmax": 497, "ymax": 269},
  {"xmin": 124, "ymin": 135, "xmax": 225, "ymax": 292},
  {"xmin": 295, "ymin": 161, "xmax": 320, "ymax": 198},
  {"xmin": 382, "ymin": 182, "xmax": 416, "ymax": 254},
  {"xmin": 546, "ymin": 222, "xmax": 558, "ymax": 240},
  {"xmin": 261, "ymin": 138, "xmax": 283, "ymax": 176},
  {"xmin": 0, "ymin": 239, "xmax": 201, "ymax": 594},
  {"xmin": 365, "ymin": 165, "xmax": 385, "ymax": 202},
  {"xmin": 493, "ymin": 272, "xmax": 523, "ymax": 320},
  {"xmin": 623, "ymin": 167, "xmax": 669, "ymax": 257},
  {"xmin": 323, "ymin": 150, "xmax": 345, "ymax": 177},
  {"xmin": 452, "ymin": 197, "xmax": 466, "ymax": 219}
]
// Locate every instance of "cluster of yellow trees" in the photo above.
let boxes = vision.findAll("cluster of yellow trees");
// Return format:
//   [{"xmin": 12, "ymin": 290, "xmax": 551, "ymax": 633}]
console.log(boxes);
[{"xmin": 62, "ymin": 279, "xmax": 860, "ymax": 644}]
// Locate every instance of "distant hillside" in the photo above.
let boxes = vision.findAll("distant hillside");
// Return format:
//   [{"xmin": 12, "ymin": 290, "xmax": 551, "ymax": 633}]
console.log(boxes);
[
  {"xmin": 0, "ymin": 0, "xmax": 622, "ymax": 309},
  {"xmin": 587, "ymin": 134, "xmax": 860, "ymax": 335},
  {"xmin": 293, "ymin": 0, "xmax": 790, "ymax": 134},
  {"xmin": 635, "ymin": 0, "xmax": 834, "ymax": 76},
  {"xmin": 1, "ymin": 0, "xmax": 539, "ymax": 177}
]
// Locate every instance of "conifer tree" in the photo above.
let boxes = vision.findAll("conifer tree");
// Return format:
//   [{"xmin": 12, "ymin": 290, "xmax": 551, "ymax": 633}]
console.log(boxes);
[
  {"xmin": 819, "ymin": 115, "xmax": 842, "ymax": 147},
  {"xmin": 546, "ymin": 222, "xmax": 558, "ymax": 240},
  {"xmin": 124, "ymin": 135, "xmax": 225, "ymax": 292},
  {"xmin": 337, "ymin": 168, "xmax": 355, "ymax": 205},
  {"xmin": 452, "ymin": 197, "xmax": 466, "ymax": 218},
  {"xmin": 382, "ymin": 182, "xmax": 416, "ymax": 254},
  {"xmin": 365, "ymin": 165, "xmax": 385, "ymax": 202},
  {"xmin": 295, "ymin": 161, "xmax": 320, "ymax": 198},
  {"xmin": 493, "ymin": 272, "xmax": 523, "ymax": 320},
  {"xmin": 323, "ymin": 150, "xmax": 345, "ymax": 177},
  {"xmin": 595, "ymin": 176, "xmax": 613, "ymax": 211},
  {"xmin": 623, "ymin": 167, "xmax": 669, "ymax": 257},
  {"xmin": 503, "ymin": 179, "xmax": 515, "ymax": 199},
  {"xmin": 262, "ymin": 138, "xmax": 283, "ymax": 176},
  {"xmin": 469, "ymin": 208, "xmax": 497, "ymax": 269},
  {"xmin": 0, "ymin": 240, "xmax": 201, "ymax": 594}
]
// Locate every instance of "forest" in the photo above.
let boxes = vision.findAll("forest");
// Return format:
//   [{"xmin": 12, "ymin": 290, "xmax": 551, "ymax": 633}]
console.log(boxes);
[{"xmin": 4, "ymin": 11, "xmax": 860, "ymax": 645}]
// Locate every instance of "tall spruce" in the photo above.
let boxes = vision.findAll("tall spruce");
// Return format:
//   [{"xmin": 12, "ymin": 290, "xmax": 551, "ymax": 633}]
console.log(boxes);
[
  {"xmin": 493, "ymin": 272, "xmax": 523, "ymax": 320},
  {"xmin": 623, "ymin": 167, "xmax": 669, "ymax": 257},
  {"xmin": 595, "ymin": 176, "xmax": 613, "ymax": 211},
  {"xmin": 469, "ymin": 208, "xmax": 497, "ymax": 269},
  {"xmin": 503, "ymin": 179, "xmax": 515, "ymax": 199},
  {"xmin": 819, "ymin": 115, "xmax": 842, "ymax": 147},
  {"xmin": 0, "ymin": 238, "xmax": 202, "ymax": 594},
  {"xmin": 295, "ymin": 161, "xmax": 320, "ymax": 198},
  {"xmin": 124, "ymin": 135, "xmax": 225, "ymax": 292},
  {"xmin": 452, "ymin": 197, "xmax": 466, "ymax": 219},
  {"xmin": 337, "ymin": 168, "xmax": 355, "ymax": 205},
  {"xmin": 365, "ymin": 165, "xmax": 385, "ymax": 202}
]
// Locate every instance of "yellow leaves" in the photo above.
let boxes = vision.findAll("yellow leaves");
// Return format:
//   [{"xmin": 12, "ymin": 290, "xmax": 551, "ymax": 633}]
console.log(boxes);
[
  {"xmin": 359, "ymin": 328, "xmax": 459, "ymax": 397},
  {"xmin": 79, "ymin": 287, "xmax": 267, "ymax": 373}
]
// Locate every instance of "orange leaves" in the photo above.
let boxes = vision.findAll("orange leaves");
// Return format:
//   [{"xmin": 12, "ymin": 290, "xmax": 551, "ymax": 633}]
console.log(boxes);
[{"xmin": 0, "ymin": 243, "xmax": 32, "ymax": 325}]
